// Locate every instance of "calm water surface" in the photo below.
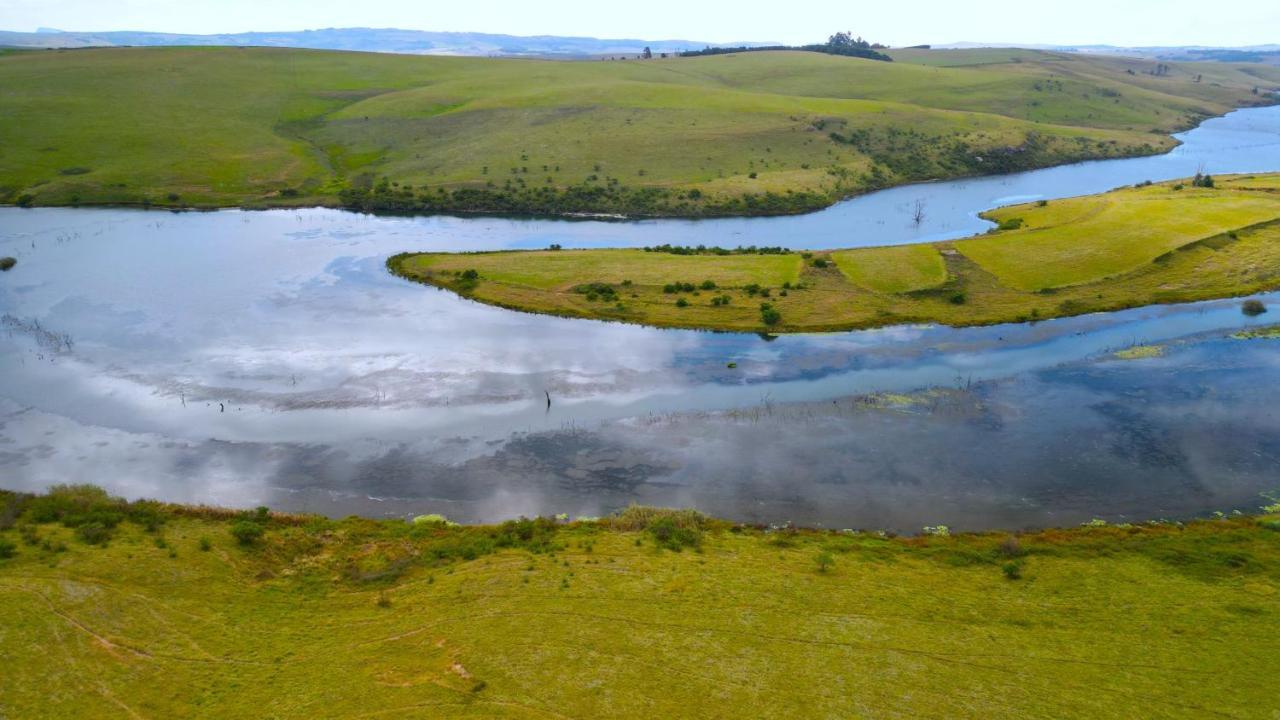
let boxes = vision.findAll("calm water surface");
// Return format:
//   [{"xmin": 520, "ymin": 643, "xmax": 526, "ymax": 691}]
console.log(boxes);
[{"xmin": 1, "ymin": 106, "xmax": 1278, "ymax": 529}]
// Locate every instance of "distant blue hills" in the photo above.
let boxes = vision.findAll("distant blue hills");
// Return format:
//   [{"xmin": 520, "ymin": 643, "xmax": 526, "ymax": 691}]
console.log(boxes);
[{"xmin": 0, "ymin": 27, "xmax": 775, "ymax": 57}]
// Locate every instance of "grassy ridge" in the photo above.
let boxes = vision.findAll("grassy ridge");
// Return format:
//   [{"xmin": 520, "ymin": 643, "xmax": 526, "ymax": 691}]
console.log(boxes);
[
  {"xmin": 2, "ymin": 486, "xmax": 1279, "ymax": 718},
  {"xmin": 1, "ymin": 46, "xmax": 1277, "ymax": 216},
  {"xmin": 390, "ymin": 174, "xmax": 1280, "ymax": 332}
]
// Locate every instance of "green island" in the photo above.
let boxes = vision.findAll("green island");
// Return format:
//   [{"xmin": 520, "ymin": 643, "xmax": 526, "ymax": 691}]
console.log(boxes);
[
  {"xmin": 2, "ymin": 485, "xmax": 1279, "ymax": 718},
  {"xmin": 1, "ymin": 45, "xmax": 1278, "ymax": 216},
  {"xmin": 389, "ymin": 173, "xmax": 1280, "ymax": 332}
]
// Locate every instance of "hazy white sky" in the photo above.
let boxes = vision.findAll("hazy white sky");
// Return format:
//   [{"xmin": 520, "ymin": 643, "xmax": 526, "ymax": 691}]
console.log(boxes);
[{"xmin": 2, "ymin": 0, "xmax": 1278, "ymax": 47}]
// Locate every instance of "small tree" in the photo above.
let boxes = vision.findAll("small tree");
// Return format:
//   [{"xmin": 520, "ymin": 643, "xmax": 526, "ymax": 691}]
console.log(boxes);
[
  {"xmin": 760, "ymin": 303, "xmax": 782, "ymax": 326},
  {"xmin": 642, "ymin": 46, "xmax": 653, "ymax": 60},
  {"xmin": 816, "ymin": 551, "xmax": 835, "ymax": 573}
]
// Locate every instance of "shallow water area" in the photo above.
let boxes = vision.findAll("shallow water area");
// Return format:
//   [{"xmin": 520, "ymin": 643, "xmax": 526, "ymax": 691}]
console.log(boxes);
[{"xmin": 2, "ymin": 106, "xmax": 1279, "ymax": 529}]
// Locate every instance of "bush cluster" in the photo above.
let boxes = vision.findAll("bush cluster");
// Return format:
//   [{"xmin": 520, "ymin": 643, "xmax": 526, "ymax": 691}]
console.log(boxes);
[
  {"xmin": 339, "ymin": 178, "xmax": 828, "ymax": 219},
  {"xmin": 22, "ymin": 485, "xmax": 168, "ymax": 546}
]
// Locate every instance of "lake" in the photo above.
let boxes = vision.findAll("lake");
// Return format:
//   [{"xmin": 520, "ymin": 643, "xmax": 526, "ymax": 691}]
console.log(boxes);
[{"xmin": 2, "ymin": 105, "xmax": 1278, "ymax": 530}]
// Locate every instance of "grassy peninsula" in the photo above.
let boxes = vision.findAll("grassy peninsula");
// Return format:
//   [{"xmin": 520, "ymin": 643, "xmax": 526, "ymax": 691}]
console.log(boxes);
[
  {"xmin": 2, "ymin": 485, "xmax": 1279, "ymax": 718},
  {"xmin": 389, "ymin": 173, "xmax": 1280, "ymax": 332},
  {"xmin": 1, "ymin": 46, "xmax": 1278, "ymax": 217}
]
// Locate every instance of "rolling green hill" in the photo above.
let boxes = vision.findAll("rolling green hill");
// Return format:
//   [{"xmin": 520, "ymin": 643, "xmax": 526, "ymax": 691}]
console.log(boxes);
[
  {"xmin": 2, "ymin": 486, "xmax": 1279, "ymax": 718},
  {"xmin": 1, "ymin": 46, "xmax": 1277, "ymax": 216},
  {"xmin": 389, "ymin": 174, "xmax": 1280, "ymax": 332}
]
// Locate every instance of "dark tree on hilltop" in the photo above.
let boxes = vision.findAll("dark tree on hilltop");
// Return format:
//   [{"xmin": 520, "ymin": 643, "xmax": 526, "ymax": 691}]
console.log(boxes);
[
  {"xmin": 643, "ymin": 46, "xmax": 653, "ymax": 59},
  {"xmin": 679, "ymin": 32, "xmax": 892, "ymax": 62},
  {"xmin": 828, "ymin": 32, "xmax": 871, "ymax": 50}
]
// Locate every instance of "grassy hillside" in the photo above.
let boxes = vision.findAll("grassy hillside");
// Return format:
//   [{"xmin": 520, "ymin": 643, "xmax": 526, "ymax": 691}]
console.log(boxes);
[
  {"xmin": 1, "ymin": 46, "xmax": 1277, "ymax": 216},
  {"xmin": 2, "ymin": 486, "xmax": 1279, "ymax": 718},
  {"xmin": 389, "ymin": 174, "xmax": 1280, "ymax": 332}
]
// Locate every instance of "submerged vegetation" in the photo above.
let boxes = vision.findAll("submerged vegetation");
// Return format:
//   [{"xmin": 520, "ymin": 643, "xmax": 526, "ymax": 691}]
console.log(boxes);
[
  {"xmin": 2, "ymin": 46, "xmax": 1278, "ymax": 216},
  {"xmin": 390, "ymin": 174, "xmax": 1280, "ymax": 332},
  {"xmin": 0, "ymin": 256, "xmax": 15, "ymax": 271},
  {"xmin": 2, "ymin": 485, "xmax": 1279, "ymax": 718}
]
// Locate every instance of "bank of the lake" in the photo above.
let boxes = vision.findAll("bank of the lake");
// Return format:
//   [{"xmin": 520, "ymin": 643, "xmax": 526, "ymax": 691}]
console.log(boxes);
[
  {"xmin": 2, "ymin": 485, "xmax": 1279, "ymax": 718},
  {"xmin": 4, "ymin": 46, "xmax": 1280, "ymax": 219},
  {"xmin": 390, "ymin": 174, "xmax": 1280, "ymax": 333}
]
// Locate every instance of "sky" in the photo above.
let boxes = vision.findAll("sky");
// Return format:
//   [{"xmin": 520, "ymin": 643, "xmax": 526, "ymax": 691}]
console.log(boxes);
[{"xmin": 2, "ymin": 0, "xmax": 1279, "ymax": 47}]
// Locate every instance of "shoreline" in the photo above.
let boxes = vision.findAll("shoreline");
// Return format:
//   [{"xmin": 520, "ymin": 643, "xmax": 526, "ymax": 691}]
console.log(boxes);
[
  {"xmin": 0, "ymin": 121, "xmax": 1208, "ymax": 221},
  {"xmin": 3, "ymin": 101, "xmax": 1275, "ymax": 224},
  {"xmin": 385, "ymin": 177, "xmax": 1280, "ymax": 335},
  {"xmin": 2, "ymin": 484, "xmax": 1276, "ymax": 536}
]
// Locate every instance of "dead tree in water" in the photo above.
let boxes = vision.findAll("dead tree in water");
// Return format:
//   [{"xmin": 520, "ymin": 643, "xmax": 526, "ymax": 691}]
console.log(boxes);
[{"xmin": 912, "ymin": 199, "xmax": 927, "ymax": 227}]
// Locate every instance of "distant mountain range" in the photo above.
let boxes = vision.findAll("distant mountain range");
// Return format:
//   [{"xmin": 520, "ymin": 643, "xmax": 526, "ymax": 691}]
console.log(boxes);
[
  {"xmin": 5, "ymin": 28, "xmax": 1276, "ymax": 65},
  {"xmin": 0, "ymin": 27, "xmax": 774, "ymax": 57},
  {"xmin": 938, "ymin": 42, "xmax": 1280, "ymax": 65}
]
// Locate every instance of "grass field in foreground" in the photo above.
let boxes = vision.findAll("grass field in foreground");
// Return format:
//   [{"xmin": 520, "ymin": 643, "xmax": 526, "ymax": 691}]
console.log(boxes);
[
  {"xmin": 2, "ymin": 485, "xmax": 1279, "ymax": 719},
  {"xmin": 390, "ymin": 174, "xmax": 1280, "ymax": 332},
  {"xmin": 1, "ymin": 46, "xmax": 1278, "ymax": 216}
]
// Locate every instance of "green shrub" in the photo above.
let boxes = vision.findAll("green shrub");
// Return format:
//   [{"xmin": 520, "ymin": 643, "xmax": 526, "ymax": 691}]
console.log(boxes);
[
  {"xmin": 25, "ymin": 485, "xmax": 127, "ymax": 542},
  {"xmin": 675, "ymin": 298, "xmax": 689, "ymax": 308},
  {"xmin": 198, "ymin": 536, "xmax": 212, "ymax": 552},
  {"xmin": 949, "ymin": 292, "xmax": 967, "ymax": 305},
  {"xmin": 230, "ymin": 521, "xmax": 265, "ymax": 546},
  {"xmin": 0, "ymin": 538, "xmax": 15, "ymax": 559},
  {"xmin": 76, "ymin": 522, "xmax": 113, "ymax": 546},
  {"xmin": 812, "ymin": 258, "xmax": 829, "ymax": 268},
  {"xmin": 647, "ymin": 517, "xmax": 702, "ymax": 552},
  {"xmin": 1002, "ymin": 561, "xmax": 1023, "ymax": 580},
  {"xmin": 760, "ymin": 303, "xmax": 782, "ymax": 326},
  {"xmin": 494, "ymin": 517, "xmax": 559, "ymax": 553},
  {"xmin": 0, "ymin": 492, "xmax": 30, "ymax": 529},
  {"xmin": 816, "ymin": 551, "xmax": 835, "ymax": 573},
  {"xmin": 700, "ymin": 280, "xmax": 717, "ymax": 290},
  {"xmin": 608, "ymin": 506, "xmax": 706, "ymax": 531},
  {"xmin": 0, "ymin": 257, "xmax": 16, "ymax": 272},
  {"xmin": 19, "ymin": 524, "xmax": 39, "ymax": 545},
  {"xmin": 998, "ymin": 217, "xmax": 1024, "ymax": 231},
  {"xmin": 1242, "ymin": 299, "xmax": 1267, "ymax": 316},
  {"xmin": 997, "ymin": 536, "xmax": 1023, "ymax": 558}
]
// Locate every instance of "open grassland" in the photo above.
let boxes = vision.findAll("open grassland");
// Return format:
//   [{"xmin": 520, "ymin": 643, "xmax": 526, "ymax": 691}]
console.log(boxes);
[
  {"xmin": 833, "ymin": 243, "xmax": 949, "ymax": 293},
  {"xmin": 1, "ymin": 46, "xmax": 1277, "ymax": 216},
  {"xmin": 963, "ymin": 178, "xmax": 1280, "ymax": 290},
  {"xmin": 2, "ymin": 486, "xmax": 1280, "ymax": 719},
  {"xmin": 390, "ymin": 174, "xmax": 1280, "ymax": 332}
]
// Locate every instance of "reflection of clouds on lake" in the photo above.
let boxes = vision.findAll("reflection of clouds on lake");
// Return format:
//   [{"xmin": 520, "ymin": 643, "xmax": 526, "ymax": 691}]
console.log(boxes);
[{"xmin": 2, "ymin": 334, "xmax": 1278, "ymax": 531}]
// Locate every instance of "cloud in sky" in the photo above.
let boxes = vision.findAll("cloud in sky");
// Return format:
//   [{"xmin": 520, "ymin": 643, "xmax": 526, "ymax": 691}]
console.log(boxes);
[{"xmin": 3, "ymin": 0, "xmax": 1278, "ymax": 47}]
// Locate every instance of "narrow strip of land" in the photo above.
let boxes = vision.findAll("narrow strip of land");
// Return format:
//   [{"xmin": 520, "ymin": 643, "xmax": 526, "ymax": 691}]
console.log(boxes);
[{"xmin": 390, "ymin": 174, "xmax": 1280, "ymax": 332}]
